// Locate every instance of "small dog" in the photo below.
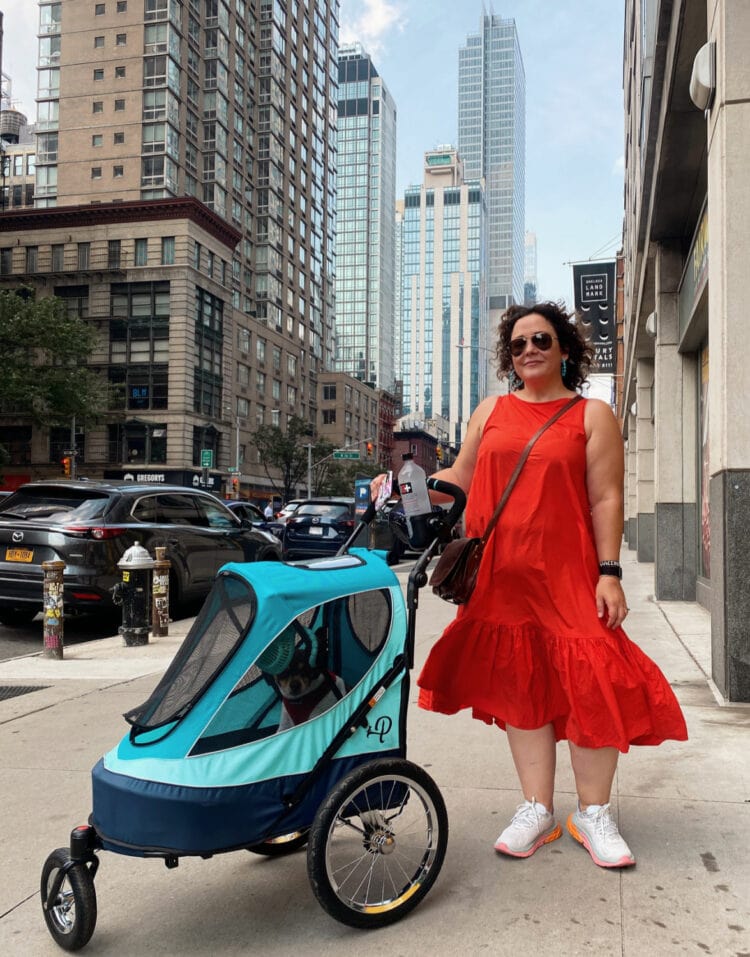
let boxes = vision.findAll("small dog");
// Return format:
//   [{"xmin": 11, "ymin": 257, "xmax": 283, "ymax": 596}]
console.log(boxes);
[{"xmin": 274, "ymin": 628, "xmax": 346, "ymax": 731}]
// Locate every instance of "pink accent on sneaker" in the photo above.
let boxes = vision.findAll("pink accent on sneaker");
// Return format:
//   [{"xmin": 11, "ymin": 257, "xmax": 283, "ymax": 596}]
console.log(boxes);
[
  {"xmin": 566, "ymin": 814, "xmax": 636, "ymax": 868},
  {"xmin": 494, "ymin": 822, "xmax": 562, "ymax": 858}
]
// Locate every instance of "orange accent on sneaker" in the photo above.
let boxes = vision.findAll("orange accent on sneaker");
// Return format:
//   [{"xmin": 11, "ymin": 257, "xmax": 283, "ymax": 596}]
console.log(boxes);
[
  {"xmin": 495, "ymin": 822, "xmax": 562, "ymax": 858},
  {"xmin": 566, "ymin": 814, "xmax": 635, "ymax": 869}
]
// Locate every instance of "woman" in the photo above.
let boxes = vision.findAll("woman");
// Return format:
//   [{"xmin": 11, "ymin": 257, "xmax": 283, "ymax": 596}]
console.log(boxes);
[{"xmin": 419, "ymin": 302, "xmax": 687, "ymax": 868}]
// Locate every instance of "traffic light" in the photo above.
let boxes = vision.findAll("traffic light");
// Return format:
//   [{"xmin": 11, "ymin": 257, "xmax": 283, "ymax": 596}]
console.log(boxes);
[
  {"xmin": 61, "ymin": 456, "xmax": 71, "ymax": 477},
  {"xmin": 366, "ymin": 441, "xmax": 374, "ymax": 457},
  {"xmin": 436, "ymin": 445, "xmax": 443, "ymax": 462},
  {"xmin": 232, "ymin": 476, "xmax": 239, "ymax": 490}
]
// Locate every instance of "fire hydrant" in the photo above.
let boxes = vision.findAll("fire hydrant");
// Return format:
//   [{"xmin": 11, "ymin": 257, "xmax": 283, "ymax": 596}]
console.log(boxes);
[{"xmin": 111, "ymin": 542, "xmax": 154, "ymax": 647}]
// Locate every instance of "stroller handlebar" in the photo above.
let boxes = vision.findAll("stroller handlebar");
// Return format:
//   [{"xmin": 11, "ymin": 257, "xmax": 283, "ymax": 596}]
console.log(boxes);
[{"xmin": 426, "ymin": 477, "xmax": 466, "ymax": 531}]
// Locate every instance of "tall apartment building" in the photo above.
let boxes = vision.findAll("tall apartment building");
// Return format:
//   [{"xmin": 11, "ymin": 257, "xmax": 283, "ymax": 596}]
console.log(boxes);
[
  {"xmin": 523, "ymin": 229, "xmax": 537, "ymax": 304},
  {"xmin": 398, "ymin": 147, "xmax": 488, "ymax": 449},
  {"xmin": 334, "ymin": 43, "xmax": 397, "ymax": 392},
  {"xmin": 458, "ymin": 13, "xmax": 525, "ymax": 313},
  {"xmin": 622, "ymin": 0, "xmax": 750, "ymax": 703},
  {"xmin": 0, "ymin": 0, "xmax": 341, "ymax": 498}
]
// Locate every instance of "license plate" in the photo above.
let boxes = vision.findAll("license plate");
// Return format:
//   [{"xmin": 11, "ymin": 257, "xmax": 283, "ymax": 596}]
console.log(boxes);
[
  {"xmin": 308, "ymin": 526, "xmax": 323, "ymax": 536},
  {"xmin": 5, "ymin": 547, "xmax": 34, "ymax": 563}
]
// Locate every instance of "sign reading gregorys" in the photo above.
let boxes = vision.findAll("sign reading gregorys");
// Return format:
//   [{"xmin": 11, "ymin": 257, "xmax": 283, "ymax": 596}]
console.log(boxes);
[{"xmin": 572, "ymin": 261, "xmax": 617, "ymax": 374}]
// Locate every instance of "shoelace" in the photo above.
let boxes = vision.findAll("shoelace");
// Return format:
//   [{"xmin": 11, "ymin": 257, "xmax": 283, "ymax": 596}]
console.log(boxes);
[
  {"xmin": 589, "ymin": 804, "xmax": 619, "ymax": 840},
  {"xmin": 511, "ymin": 800, "xmax": 545, "ymax": 830}
]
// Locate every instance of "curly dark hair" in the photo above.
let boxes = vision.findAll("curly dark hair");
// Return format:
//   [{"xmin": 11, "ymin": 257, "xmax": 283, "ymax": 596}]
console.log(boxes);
[{"xmin": 495, "ymin": 301, "xmax": 595, "ymax": 392}]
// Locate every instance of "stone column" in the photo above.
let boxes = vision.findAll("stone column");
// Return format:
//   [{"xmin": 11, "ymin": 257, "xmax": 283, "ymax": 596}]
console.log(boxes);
[
  {"xmin": 707, "ymin": 0, "xmax": 750, "ymax": 701},
  {"xmin": 626, "ymin": 411, "xmax": 638, "ymax": 550},
  {"xmin": 635, "ymin": 358, "xmax": 655, "ymax": 562},
  {"xmin": 653, "ymin": 243, "xmax": 698, "ymax": 599}
]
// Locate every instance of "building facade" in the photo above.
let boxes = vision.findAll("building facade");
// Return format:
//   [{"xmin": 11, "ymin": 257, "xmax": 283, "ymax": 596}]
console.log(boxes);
[
  {"xmin": 334, "ymin": 43, "xmax": 397, "ymax": 391},
  {"xmin": 622, "ymin": 0, "xmax": 750, "ymax": 701},
  {"xmin": 458, "ymin": 13, "xmax": 525, "ymax": 313},
  {"xmin": 0, "ymin": 107, "xmax": 36, "ymax": 211},
  {"xmin": 0, "ymin": 0, "xmax": 344, "ymax": 500},
  {"xmin": 398, "ymin": 147, "xmax": 488, "ymax": 449},
  {"xmin": 523, "ymin": 229, "xmax": 537, "ymax": 304}
]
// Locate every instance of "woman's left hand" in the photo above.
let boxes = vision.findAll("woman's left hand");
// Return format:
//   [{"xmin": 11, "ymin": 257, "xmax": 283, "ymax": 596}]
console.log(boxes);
[{"xmin": 596, "ymin": 577, "xmax": 629, "ymax": 629}]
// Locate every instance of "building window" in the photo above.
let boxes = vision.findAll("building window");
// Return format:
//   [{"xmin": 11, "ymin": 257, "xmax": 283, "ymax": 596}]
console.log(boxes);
[
  {"xmin": 108, "ymin": 240, "xmax": 121, "ymax": 269},
  {"xmin": 93, "ymin": 101, "xmax": 104, "ymax": 113},
  {"xmin": 0, "ymin": 248, "xmax": 13, "ymax": 275},
  {"xmin": 114, "ymin": 131, "xmax": 125, "ymax": 144},
  {"xmin": 94, "ymin": 69, "xmax": 104, "ymax": 81},
  {"xmin": 91, "ymin": 167, "xmax": 102, "ymax": 179},
  {"xmin": 161, "ymin": 236, "xmax": 175, "ymax": 265},
  {"xmin": 115, "ymin": 66, "xmax": 126, "ymax": 78},
  {"xmin": 94, "ymin": 36, "xmax": 105, "ymax": 48},
  {"xmin": 51, "ymin": 244, "xmax": 65, "ymax": 271},
  {"xmin": 134, "ymin": 239, "xmax": 148, "ymax": 266},
  {"xmin": 92, "ymin": 134, "xmax": 103, "ymax": 147},
  {"xmin": 114, "ymin": 99, "xmax": 125, "ymax": 111},
  {"xmin": 113, "ymin": 165, "xmax": 124, "ymax": 178},
  {"xmin": 78, "ymin": 243, "xmax": 91, "ymax": 270},
  {"xmin": 323, "ymin": 384, "xmax": 336, "ymax": 401},
  {"xmin": 25, "ymin": 246, "xmax": 38, "ymax": 272},
  {"xmin": 322, "ymin": 409, "xmax": 336, "ymax": 425},
  {"xmin": 193, "ymin": 241, "xmax": 201, "ymax": 270},
  {"xmin": 117, "ymin": 0, "xmax": 127, "ymax": 10},
  {"xmin": 95, "ymin": 3, "xmax": 105, "ymax": 14},
  {"xmin": 116, "ymin": 33, "xmax": 127, "ymax": 45}
]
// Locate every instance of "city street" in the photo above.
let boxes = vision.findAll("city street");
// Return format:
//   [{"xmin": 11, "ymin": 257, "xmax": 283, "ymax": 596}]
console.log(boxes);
[{"xmin": 0, "ymin": 552, "xmax": 748, "ymax": 956}]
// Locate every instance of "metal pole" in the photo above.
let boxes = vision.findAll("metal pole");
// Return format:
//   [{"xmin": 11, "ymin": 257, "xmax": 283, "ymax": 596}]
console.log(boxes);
[
  {"xmin": 42, "ymin": 560, "xmax": 66, "ymax": 659},
  {"xmin": 307, "ymin": 443, "xmax": 312, "ymax": 499},
  {"xmin": 70, "ymin": 415, "xmax": 77, "ymax": 479},
  {"xmin": 235, "ymin": 416, "xmax": 241, "ymax": 498},
  {"xmin": 151, "ymin": 546, "xmax": 170, "ymax": 637}
]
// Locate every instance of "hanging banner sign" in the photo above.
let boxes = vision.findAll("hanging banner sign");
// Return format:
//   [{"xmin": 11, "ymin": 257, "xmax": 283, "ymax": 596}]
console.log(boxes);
[{"xmin": 572, "ymin": 261, "xmax": 616, "ymax": 374}]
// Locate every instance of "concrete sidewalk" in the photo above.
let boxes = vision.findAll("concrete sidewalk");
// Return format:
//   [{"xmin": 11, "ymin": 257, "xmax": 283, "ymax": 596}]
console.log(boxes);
[{"xmin": 1, "ymin": 552, "xmax": 748, "ymax": 956}]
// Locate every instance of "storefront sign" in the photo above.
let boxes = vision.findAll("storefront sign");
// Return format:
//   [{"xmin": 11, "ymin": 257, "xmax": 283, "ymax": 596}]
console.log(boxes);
[
  {"xmin": 572, "ymin": 261, "xmax": 616, "ymax": 374},
  {"xmin": 679, "ymin": 206, "xmax": 709, "ymax": 339}
]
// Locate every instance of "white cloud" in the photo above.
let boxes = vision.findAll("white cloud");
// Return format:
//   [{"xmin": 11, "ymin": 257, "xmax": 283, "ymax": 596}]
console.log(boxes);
[
  {"xmin": 612, "ymin": 155, "xmax": 625, "ymax": 175},
  {"xmin": 339, "ymin": 0, "xmax": 408, "ymax": 56}
]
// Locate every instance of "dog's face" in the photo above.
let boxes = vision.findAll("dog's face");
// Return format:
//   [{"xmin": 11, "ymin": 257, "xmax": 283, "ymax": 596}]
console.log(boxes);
[{"xmin": 274, "ymin": 648, "xmax": 325, "ymax": 701}]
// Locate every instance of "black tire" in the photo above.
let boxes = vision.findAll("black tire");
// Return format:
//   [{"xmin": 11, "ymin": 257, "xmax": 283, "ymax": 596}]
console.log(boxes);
[
  {"xmin": 307, "ymin": 759, "xmax": 448, "ymax": 929},
  {"xmin": 40, "ymin": 848, "xmax": 97, "ymax": 951},
  {"xmin": 0, "ymin": 606, "xmax": 39, "ymax": 627},
  {"xmin": 247, "ymin": 829, "xmax": 309, "ymax": 857}
]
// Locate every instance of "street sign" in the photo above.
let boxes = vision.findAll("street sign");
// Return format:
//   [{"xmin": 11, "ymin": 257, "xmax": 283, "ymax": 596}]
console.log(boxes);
[
  {"xmin": 200, "ymin": 449, "xmax": 214, "ymax": 468},
  {"xmin": 333, "ymin": 450, "xmax": 360, "ymax": 460},
  {"xmin": 227, "ymin": 466, "xmax": 239, "ymax": 473}
]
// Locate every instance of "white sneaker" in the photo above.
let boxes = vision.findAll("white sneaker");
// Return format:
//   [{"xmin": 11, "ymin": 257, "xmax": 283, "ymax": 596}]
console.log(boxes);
[
  {"xmin": 567, "ymin": 803, "xmax": 635, "ymax": 868},
  {"xmin": 494, "ymin": 798, "xmax": 562, "ymax": 858}
]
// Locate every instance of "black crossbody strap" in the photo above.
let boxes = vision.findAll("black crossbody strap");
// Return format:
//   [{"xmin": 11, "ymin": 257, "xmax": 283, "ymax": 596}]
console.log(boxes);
[{"xmin": 480, "ymin": 394, "xmax": 583, "ymax": 546}]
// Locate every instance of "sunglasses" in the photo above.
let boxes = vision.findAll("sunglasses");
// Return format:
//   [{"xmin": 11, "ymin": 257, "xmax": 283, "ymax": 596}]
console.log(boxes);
[{"xmin": 509, "ymin": 332, "xmax": 558, "ymax": 357}]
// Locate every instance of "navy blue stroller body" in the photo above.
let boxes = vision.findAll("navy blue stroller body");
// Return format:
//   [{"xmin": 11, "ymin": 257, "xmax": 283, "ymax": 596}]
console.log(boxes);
[{"xmin": 40, "ymin": 482, "xmax": 465, "ymax": 950}]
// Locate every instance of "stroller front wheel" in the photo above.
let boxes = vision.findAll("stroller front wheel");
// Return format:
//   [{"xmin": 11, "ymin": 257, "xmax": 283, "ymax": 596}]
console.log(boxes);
[
  {"xmin": 307, "ymin": 758, "xmax": 448, "ymax": 929},
  {"xmin": 41, "ymin": 848, "xmax": 97, "ymax": 951}
]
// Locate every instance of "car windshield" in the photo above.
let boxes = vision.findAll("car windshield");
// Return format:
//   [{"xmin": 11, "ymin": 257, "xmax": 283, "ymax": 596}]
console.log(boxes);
[
  {"xmin": 295, "ymin": 503, "xmax": 351, "ymax": 520},
  {"xmin": 0, "ymin": 487, "xmax": 111, "ymax": 523}
]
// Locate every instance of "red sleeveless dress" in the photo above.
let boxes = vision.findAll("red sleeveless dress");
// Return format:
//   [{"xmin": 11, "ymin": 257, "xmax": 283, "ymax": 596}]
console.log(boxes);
[{"xmin": 417, "ymin": 394, "xmax": 688, "ymax": 751}]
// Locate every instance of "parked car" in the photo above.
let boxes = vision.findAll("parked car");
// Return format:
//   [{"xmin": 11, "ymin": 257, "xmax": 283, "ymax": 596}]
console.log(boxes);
[
  {"xmin": 275, "ymin": 498, "xmax": 305, "ymax": 525},
  {"xmin": 0, "ymin": 480, "xmax": 282, "ymax": 627},
  {"xmin": 224, "ymin": 500, "xmax": 285, "ymax": 539},
  {"xmin": 281, "ymin": 498, "xmax": 360, "ymax": 560}
]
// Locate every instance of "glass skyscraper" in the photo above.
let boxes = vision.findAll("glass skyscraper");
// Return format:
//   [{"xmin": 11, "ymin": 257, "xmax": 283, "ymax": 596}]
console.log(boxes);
[
  {"xmin": 458, "ymin": 14, "xmax": 525, "ymax": 311},
  {"xmin": 335, "ymin": 43, "xmax": 397, "ymax": 390},
  {"xmin": 398, "ymin": 148, "xmax": 488, "ymax": 447}
]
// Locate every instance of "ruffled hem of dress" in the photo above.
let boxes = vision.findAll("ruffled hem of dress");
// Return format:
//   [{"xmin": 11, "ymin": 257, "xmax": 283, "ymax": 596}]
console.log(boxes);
[{"xmin": 416, "ymin": 615, "xmax": 688, "ymax": 753}]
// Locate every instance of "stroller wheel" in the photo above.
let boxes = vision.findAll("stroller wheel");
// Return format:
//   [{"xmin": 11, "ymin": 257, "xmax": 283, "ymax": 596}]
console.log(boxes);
[
  {"xmin": 307, "ymin": 758, "xmax": 448, "ymax": 929},
  {"xmin": 41, "ymin": 848, "xmax": 97, "ymax": 951},
  {"xmin": 247, "ymin": 829, "xmax": 309, "ymax": 857}
]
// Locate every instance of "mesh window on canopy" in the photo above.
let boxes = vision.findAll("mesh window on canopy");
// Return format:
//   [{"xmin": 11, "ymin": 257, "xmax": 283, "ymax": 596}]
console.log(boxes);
[{"xmin": 124, "ymin": 573, "xmax": 256, "ymax": 733}]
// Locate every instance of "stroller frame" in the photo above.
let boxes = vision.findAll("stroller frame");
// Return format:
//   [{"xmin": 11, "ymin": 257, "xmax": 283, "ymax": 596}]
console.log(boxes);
[{"xmin": 40, "ymin": 480, "xmax": 465, "ymax": 950}]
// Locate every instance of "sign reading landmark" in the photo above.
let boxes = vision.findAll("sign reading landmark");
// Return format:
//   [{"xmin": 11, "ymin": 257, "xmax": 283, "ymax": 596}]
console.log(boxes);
[{"xmin": 572, "ymin": 261, "xmax": 617, "ymax": 374}]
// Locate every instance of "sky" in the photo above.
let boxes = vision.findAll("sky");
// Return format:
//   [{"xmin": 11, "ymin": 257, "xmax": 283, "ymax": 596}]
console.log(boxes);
[{"xmin": 1, "ymin": 0, "xmax": 625, "ymax": 306}]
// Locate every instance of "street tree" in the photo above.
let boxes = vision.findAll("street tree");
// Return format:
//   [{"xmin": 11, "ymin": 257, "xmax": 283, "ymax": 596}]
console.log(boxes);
[
  {"xmin": 0, "ymin": 290, "xmax": 108, "ymax": 427},
  {"xmin": 249, "ymin": 415, "xmax": 328, "ymax": 503}
]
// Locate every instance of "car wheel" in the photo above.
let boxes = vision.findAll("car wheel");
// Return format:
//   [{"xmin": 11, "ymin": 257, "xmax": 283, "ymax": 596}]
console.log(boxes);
[{"xmin": 0, "ymin": 606, "xmax": 39, "ymax": 628}]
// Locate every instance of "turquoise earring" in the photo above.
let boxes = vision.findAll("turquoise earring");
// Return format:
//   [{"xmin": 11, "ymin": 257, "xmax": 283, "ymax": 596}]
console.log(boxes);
[
  {"xmin": 561, "ymin": 359, "xmax": 568, "ymax": 379},
  {"xmin": 508, "ymin": 370, "xmax": 521, "ymax": 390}
]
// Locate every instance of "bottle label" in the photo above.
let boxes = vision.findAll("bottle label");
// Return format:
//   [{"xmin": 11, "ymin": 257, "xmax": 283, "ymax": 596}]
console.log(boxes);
[{"xmin": 399, "ymin": 481, "xmax": 413, "ymax": 495}]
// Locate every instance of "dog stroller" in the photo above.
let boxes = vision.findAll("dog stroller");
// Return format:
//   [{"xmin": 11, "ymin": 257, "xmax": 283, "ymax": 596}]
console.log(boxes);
[{"xmin": 40, "ymin": 482, "xmax": 465, "ymax": 951}]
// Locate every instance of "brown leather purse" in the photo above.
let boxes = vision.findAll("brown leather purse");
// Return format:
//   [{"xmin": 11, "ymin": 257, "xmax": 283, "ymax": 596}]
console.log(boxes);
[{"xmin": 430, "ymin": 395, "xmax": 583, "ymax": 604}]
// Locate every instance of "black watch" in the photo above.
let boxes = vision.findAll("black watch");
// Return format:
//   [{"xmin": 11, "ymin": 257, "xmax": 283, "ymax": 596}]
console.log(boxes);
[{"xmin": 598, "ymin": 561, "xmax": 622, "ymax": 579}]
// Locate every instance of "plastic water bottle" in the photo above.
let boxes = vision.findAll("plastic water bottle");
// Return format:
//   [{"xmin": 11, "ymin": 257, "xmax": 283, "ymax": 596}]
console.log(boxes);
[{"xmin": 398, "ymin": 453, "xmax": 431, "ymax": 517}]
